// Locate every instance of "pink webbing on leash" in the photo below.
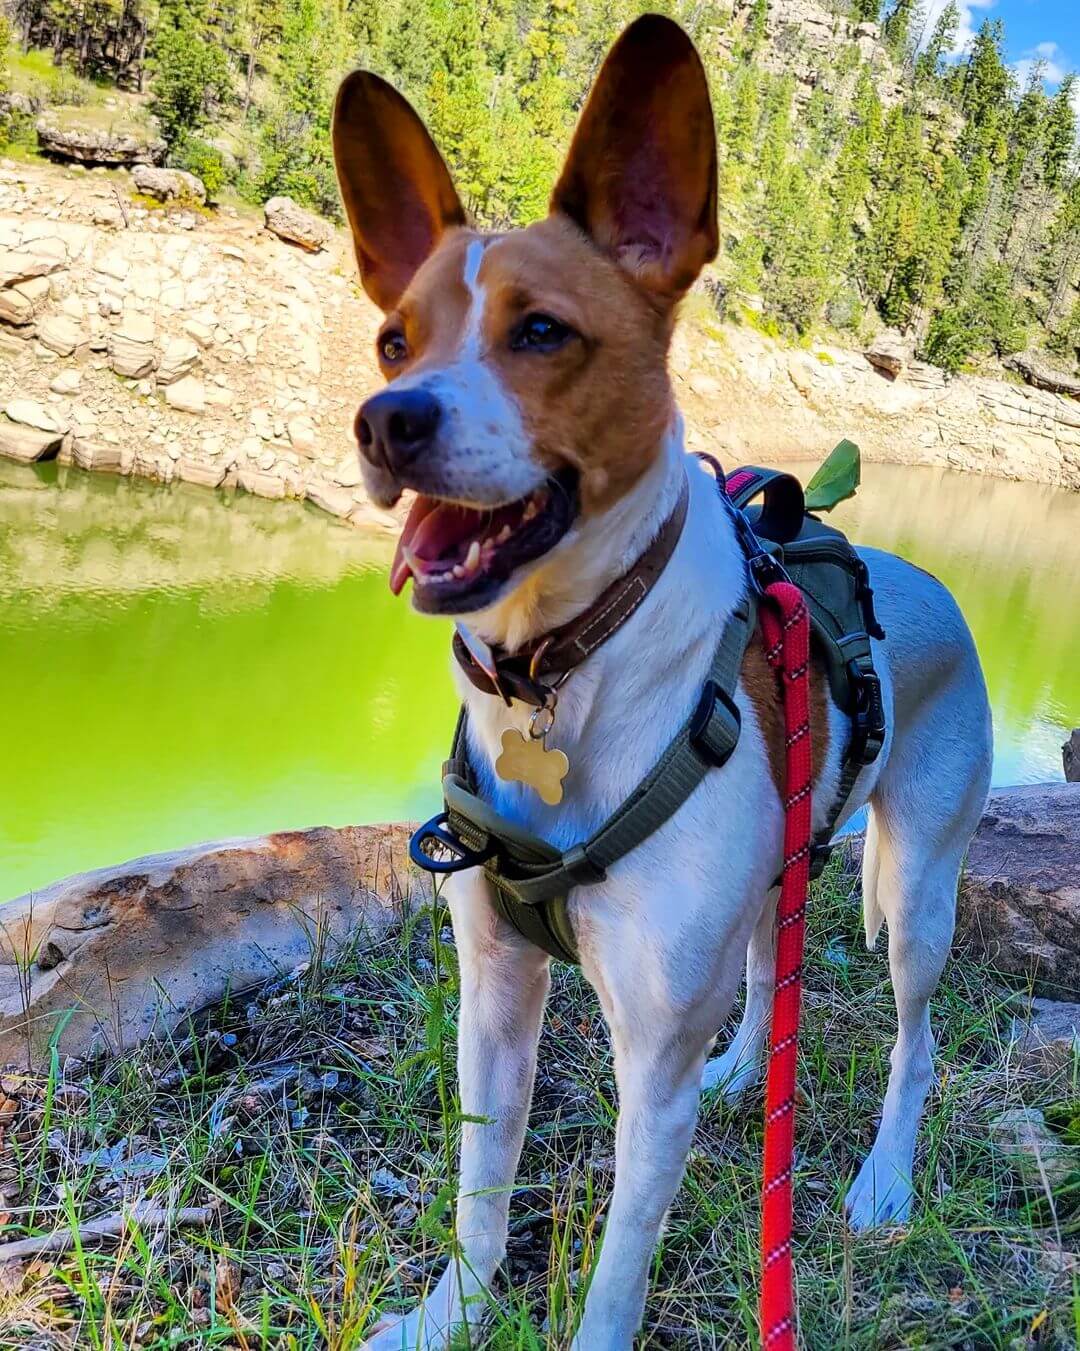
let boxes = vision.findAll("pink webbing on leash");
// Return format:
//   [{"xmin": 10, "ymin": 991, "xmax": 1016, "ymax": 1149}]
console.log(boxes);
[{"xmin": 757, "ymin": 580, "xmax": 813, "ymax": 1351}]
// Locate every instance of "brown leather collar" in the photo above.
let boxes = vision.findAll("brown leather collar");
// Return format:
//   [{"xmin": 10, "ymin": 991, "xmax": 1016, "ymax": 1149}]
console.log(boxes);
[{"xmin": 453, "ymin": 471, "xmax": 690, "ymax": 707}]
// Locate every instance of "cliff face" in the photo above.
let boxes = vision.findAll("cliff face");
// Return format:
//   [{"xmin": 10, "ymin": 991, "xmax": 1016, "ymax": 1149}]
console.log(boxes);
[{"xmin": 0, "ymin": 157, "xmax": 1077, "ymax": 504}]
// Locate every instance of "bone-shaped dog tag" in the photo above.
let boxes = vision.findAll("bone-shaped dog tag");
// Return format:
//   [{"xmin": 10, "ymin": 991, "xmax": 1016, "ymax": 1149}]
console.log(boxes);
[{"xmin": 495, "ymin": 729, "xmax": 569, "ymax": 805}]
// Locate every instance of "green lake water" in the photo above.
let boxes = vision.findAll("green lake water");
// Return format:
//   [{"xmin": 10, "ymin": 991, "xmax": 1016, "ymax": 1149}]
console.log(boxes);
[{"xmin": 1, "ymin": 457, "xmax": 1078, "ymax": 901}]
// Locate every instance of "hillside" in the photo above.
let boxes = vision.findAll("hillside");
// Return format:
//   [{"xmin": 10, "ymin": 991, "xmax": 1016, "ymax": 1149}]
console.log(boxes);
[
  {"xmin": 1, "ymin": 157, "xmax": 1078, "ymax": 500},
  {"xmin": 1, "ymin": 0, "xmax": 1078, "ymax": 388}
]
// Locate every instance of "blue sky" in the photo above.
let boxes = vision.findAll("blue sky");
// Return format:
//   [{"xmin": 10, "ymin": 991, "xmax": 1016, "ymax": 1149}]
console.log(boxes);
[{"xmin": 926, "ymin": 0, "xmax": 1080, "ymax": 110}]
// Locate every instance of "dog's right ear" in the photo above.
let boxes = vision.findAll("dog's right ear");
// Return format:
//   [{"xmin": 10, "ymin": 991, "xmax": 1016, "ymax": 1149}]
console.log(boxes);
[{"xmin": 332, "ymin": 72, "xmax": 466, "ymax": 312}]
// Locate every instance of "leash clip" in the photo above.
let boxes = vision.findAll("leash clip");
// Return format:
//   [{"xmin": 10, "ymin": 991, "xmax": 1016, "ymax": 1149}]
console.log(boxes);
[{"xmin": 410, "ymin": 812, "xmax": 495, "ymax": 875}]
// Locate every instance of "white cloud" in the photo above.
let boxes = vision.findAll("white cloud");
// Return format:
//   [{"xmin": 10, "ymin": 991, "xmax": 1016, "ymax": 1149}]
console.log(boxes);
[
  {"xmin": 1015, "ymin": 41, "xmax": 1070, "ymax": 87},
  {"xmin": 918, "ymin": 0, "xmax": 997, "ymax": 57}
]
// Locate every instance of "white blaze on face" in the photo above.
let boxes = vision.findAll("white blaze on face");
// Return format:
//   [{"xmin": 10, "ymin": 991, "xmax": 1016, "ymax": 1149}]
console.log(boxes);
[{"xmin": 393, "ymin": 237, "xmax": 539, "ymax": 505}]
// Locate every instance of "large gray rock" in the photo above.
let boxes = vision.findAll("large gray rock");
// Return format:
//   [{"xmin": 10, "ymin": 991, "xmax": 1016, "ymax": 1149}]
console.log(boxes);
[
  {"xmin": 955, "ymin": 783, "xmax": 1080, "ymax": 996},
  {"xmin": 1005, "ymin": 351, "xmax": 1080, "ymax": 400},
  {"xmin": 108, "ymin": 313, "xmax": 157, "ymax": 378},
  {"xmin": 132, "ymin": 165, "xmax": 206, "ymax": 205},
  {"xmin": 36, "ymin": 119, "xmax": 166, "ymax": 167},
  {"xmin": 1065, "ymin": 730, "xmax": 1079, "ymax": 783},
  {"xmin": 0, "ymin": 420, "xmax": 66, "ymax": 464},
  {"xmin": 0, "ymin": 824, "xmax": 428, "ymax": 1068},
  {"xmin": 263, "ymin": 195, "xmax": 333, "ymax": 252},
  {"xmin": 865, "ymin": 329, "xmax": 911, "ymax": 377}
]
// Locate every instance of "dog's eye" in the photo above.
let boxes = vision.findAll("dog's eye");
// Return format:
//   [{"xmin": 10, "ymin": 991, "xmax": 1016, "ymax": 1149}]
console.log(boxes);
[
  {"xmin": 380, "ymin": 331, "xmax": 408, "ymax": 363},
  {"xmin": 511, "ymin": 313, "xmax": 575, "ymax": 353}
]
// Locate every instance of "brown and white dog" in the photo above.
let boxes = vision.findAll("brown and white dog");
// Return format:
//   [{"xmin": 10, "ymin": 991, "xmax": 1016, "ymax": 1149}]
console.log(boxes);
[{"xmin": 333, "ymin": 17, "xmax": 993, "ymax": 1349}]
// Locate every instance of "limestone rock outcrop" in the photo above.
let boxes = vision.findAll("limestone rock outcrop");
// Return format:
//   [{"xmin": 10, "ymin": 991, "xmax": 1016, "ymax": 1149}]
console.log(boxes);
[
  {"xmin": 36, "ymin": 119, "xmax": 166, "ymax": 167},
  {"xmin": 0, "ymin": 824, "xmax": 429, "ymax": 1067}
]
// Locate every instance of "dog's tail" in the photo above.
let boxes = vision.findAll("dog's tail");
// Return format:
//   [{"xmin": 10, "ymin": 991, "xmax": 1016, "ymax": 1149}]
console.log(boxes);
[{"xmin": 862, "ymin": 810, "xmax": 886, "ymax": 950}]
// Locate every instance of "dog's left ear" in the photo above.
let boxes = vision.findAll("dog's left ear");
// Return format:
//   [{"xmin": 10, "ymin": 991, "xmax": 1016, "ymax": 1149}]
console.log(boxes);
[{"xmin": 551, "ymin": 15, "xmax": 717, "ymax": 303}]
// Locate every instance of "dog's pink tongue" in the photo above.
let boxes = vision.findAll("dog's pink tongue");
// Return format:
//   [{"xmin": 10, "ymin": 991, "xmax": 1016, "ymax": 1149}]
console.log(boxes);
[{"xmin": 389, "ymin": 496, "xmax": 482, "ymax": 595}]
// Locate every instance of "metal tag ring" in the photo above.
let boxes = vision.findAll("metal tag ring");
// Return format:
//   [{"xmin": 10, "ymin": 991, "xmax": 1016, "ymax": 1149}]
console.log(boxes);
[{"xmin": 529, "ymin": 705, "xmax": 555, "ymax": 740}]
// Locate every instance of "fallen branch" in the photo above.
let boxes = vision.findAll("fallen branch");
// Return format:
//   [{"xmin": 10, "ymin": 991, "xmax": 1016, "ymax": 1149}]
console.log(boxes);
[
  {"xmin": 111, "ymin": 184, "xmax": 130, "ymax": 228},
  {"xmin": 0, "ymin": 1203, "xmax": 215, "ymax": 1262}
]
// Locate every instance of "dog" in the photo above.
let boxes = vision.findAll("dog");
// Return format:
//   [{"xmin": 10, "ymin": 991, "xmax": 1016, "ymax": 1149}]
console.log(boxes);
[{"xmin": 332, "ymin": 16, "xmax": 993, "ymax": 1349}]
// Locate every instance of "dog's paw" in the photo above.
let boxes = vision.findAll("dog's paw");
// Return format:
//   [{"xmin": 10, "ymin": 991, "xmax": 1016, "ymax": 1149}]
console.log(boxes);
[
  {"xmin": 362, "ymin": 1308, "xmax": 452, "ymax": 1351},
  {"xmin": 700, "ymin": 1047, "xmax": 761, "ymax": 1103},
  {"xmin": 844, "ymin": 1153, "xmax": 915, "ymax": 1231}
]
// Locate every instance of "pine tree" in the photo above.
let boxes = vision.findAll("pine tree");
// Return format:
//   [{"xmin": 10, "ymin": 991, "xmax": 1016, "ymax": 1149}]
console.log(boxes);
[
  {"xmin": 915, "ymin": 0, "xmax": 958, "ymax": 83},
  {"xmin": 1042, "ymin": 74, "xmax": 1078, "ymax": 191}
]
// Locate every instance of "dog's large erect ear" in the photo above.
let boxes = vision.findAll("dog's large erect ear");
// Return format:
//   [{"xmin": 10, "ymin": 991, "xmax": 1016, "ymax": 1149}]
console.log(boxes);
[
  {"xmin": 551, "ymin": 15, "xmax": 717, "ymax": 301},
  {"xmin": 332, "ymin": 72, "xmax": 466, "ymax": 311}
]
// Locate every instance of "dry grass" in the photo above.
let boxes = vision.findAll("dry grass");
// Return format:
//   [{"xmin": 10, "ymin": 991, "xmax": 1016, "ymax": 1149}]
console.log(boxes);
[{"xmin": 1, "ymin": 862, "xmax": 1078, "ymax": 1349}]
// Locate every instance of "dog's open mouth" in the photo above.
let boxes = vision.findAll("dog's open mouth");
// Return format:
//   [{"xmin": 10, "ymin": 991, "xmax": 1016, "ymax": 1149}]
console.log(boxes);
[{"xmin": 389, "ymin": 467, "xmax": 579, "ymax": 613}]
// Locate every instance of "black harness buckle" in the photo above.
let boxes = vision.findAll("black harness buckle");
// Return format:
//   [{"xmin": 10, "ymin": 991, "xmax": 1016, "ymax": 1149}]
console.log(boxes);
[
  {"xmin": 690, "ymin": 680, "xmax": 742, "ymax": 767},
  {"xmin": 410, "ymin": 812, "xmax": 495, "ymax": 875},
  {"xmin": 848, "ymin": 661, "xmax": 886, "ymax": 766}
]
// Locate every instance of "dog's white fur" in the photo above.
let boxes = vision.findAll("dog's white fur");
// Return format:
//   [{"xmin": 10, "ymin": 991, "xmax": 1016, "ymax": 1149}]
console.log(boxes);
[{"xmin": 364, "ymin": 430, "xmax": 992, "ymax": 1351}]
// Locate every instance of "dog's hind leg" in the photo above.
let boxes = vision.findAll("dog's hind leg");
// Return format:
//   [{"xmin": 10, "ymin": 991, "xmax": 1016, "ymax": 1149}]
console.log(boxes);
[
  {"xmin": 845, "ymin": 714, "xmax": 990, "ymax": 1229},
  {"xmin": 700, "ymin": 887, "xmax": 778, "ymax": 1101}
]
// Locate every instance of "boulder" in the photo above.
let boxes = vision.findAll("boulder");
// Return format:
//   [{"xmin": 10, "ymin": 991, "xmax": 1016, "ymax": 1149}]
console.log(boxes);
[
  {"xmin": 1065, "ymin": 730, "xmax": 1079, "ymax": 783},
  {"xmin": 69, "ymin": 438, "xmax": 127, "ymax": 474},
  {"xmin": 237, "ymin": 466, "xmax": 286, "ymax": 499},
  {"xmin": 108, "ymin": 313, "xmax": 157, "ymax": 378},
  {"xmin": 989, "ymin": 1108, "xmax": 1077, "ymax": 1190},
  {"xmin": 131, "ymin": 164, "xmax": 206, "ymax": 205},
  {"xmin": 865, "ymin": 329, "xmax": 911, "ymax": 377},
  {"xmin": 178, "ymin": 456, "xmax": 227, "ymax": 488},
  {"xmin": 37, "ymin": 314, "xmax": 87, "ymax": 358},
  {"xmin": 286, "ymin": 413, "xmax": 316, "ymax": 454},
  {"xmin": 50, "ymin": 369, "xmax": 82, "ymax": 395},
  {"xmin": 156, "ymin": 336, "xmax": 200, "ymax": 385},
  {"xmin": 954, "ymin": 783, "xmax": 1080, "ymax": 996},
  {"xmin": 0, "ymin": 245, "xmax": 64, "ymax": 288},
  {"xmin": 0, "ymin": 287, "xmax": 35, "ymax": 326},
  {"xmin": 0, "ymin": 825, "xmax": 427, "ymax": 1067},
  {"xmin": 263, "ymin": 195, "xmax": 333, "ymax": 252},
  {"xmin": 36, "ymin": 119, "xmax": 166, "ymax": 167},
  {"xmin": 5, "ymin": 398, "xmax": 64, "ymax": 433},
  {"xmin": 164, "ymin": 375, "xmax": 206, "ymax": 413},
  {"xmin": 1012, "ymin": 996, "xmax": 1080, "ymax": 1059},
  {"xmin": 0, "ymin": 420, "xmax": 66, "ymax": 464},
  {"xmin": 1004, "ymin": 351, "xmax": 1080, "ymax": 400}
]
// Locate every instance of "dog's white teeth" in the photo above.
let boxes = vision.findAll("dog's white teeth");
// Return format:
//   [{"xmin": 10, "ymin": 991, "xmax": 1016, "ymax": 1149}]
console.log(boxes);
[
  {"xmin": 496, "ymin": 524, "xmax": 512, "ymax": 544},
  {"xmin": 522, "ymin": 500, "xmax": 537, "ymax": 522},
  {"xmin": 464, "ymin": 540, "xmax": 481, "ymax": 573},
  {"xmin": 452, "ymin": 563, "xmax": 466, "ymax": 579}
]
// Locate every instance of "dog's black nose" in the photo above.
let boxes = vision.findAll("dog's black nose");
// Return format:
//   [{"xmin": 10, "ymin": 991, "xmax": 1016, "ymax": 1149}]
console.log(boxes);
[{"xmin": 356, "ymin": 388, "xmax": 442, "ymax": 475}]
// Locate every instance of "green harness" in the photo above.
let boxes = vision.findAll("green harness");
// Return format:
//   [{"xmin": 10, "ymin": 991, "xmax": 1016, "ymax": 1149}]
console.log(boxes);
[{"xmin": 411, "ymin": 459, "xmax": 887, "ymax": 964}]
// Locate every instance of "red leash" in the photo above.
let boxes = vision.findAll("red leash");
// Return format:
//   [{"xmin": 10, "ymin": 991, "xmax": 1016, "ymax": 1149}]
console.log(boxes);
[{"xmin": 757, "ymin": 580, "xmax": 814, "ymax": 1351}]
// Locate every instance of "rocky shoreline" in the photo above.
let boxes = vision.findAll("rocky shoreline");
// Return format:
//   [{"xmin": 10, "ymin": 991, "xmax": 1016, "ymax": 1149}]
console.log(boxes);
[
  {"xmin": 1, "ymin": 157, "xmax": 1079, "ymax": 522},
  {"xmin": 1, "ymin": 785, "xmax": 1076, "ymax": 1069}
]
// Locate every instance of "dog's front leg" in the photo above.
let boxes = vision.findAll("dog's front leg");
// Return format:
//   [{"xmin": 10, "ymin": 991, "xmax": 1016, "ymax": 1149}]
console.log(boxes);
[
  {"xmin": 364, "ymin": 872, "xmax": 550, "ymax": 1351},
  {"xmin": 571, "ymin": 1020, "xmax": 707, "ymax": 1351}
]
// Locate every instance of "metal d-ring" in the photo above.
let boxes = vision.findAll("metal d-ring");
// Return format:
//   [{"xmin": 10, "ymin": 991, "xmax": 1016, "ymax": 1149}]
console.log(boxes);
[{"xmin": 528, "ymin": 698, "xmax": 557, "ymax": 742}]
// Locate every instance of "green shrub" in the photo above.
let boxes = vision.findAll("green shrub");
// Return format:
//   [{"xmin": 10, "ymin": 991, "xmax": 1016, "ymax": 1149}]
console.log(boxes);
[
  {"xmin": 172, "ymin": 134, "xmax": 229, "ymax": 201},
  {"xmin": 922, "ymin": 304, "xmax": 977, "ymax": 374}
]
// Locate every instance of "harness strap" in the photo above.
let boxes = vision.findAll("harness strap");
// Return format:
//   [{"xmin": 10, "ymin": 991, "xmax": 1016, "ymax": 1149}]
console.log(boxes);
[{"xmin": 437, "ymin": 591, "xmax": 756, "ymax": 959}]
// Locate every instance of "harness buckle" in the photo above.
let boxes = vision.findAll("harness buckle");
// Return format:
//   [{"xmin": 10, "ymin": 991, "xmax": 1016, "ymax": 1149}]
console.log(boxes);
[
  {"xmin": 847, "ymin": 660, "xmax": 886, "ymax": 766},
  {"xmin": 809, "ymin": 843, "xmax": 834, "ymax": 880},
  {"xmin": 690, "ymin": 680, "xmax": 742, "ymax": 768},
  {"xmin": 410, "ymin": 812, "xmax": 495, "ymax": 875}
]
